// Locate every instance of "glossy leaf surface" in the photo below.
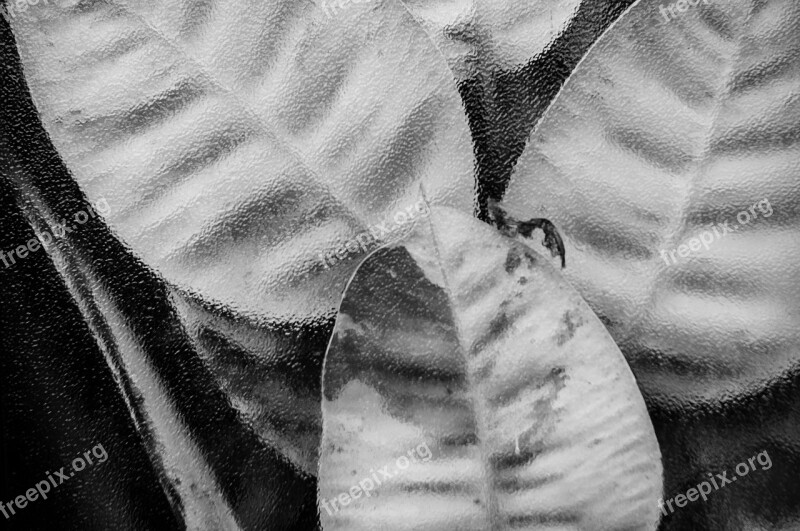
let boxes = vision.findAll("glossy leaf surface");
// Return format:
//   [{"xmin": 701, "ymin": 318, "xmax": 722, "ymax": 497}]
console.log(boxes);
[
  {"xmin": 10, "ymin": 0, "xmax": 475, "ymax": 323},
  {"xmin": 501, "ymin": 0, "xmax": 800, "ymax": 407},
  {"xmin": 319, "ymin": 206, "xmax": 662, "ymax": 530}
]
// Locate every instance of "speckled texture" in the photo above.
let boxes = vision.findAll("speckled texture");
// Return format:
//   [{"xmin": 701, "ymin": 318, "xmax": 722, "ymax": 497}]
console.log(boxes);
[
  {"xmin": 320, "ymin": 206, "xmax": 662, "ymax": 530},
  {"xmin": 4, "ymin": 0, "xmax": 799, "ymax": 528},
  {"xmin": 501, "ymin": 0, "xmax": 800, "ymax": 528}
]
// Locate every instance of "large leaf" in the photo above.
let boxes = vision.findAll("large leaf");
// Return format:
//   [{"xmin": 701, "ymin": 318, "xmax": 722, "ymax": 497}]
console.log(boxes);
[
  {"xmin": 9, "ymin": 0, "xmax": 475, "ymax": 322},
  {"xmin": 499, "ymin": 0, "xmax": 800, "ymax": 408},
  {"xmin": 8, "ymin": 0, "xmax": 475, "ymax": 478},
  {"xmin": 319, "ymin": 205, "xmax": 662, "ymax": 530}
]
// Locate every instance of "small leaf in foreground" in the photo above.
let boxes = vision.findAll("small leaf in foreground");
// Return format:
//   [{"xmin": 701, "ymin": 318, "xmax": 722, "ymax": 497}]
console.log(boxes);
[{"xmin": 319, "ymin": 205, "xmax": 662, "ymax": 530}]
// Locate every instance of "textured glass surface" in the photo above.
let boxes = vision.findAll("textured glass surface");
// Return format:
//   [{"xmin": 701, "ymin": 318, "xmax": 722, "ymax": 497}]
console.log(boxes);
[
  {"xmin": 501, "ymin": 0, "xmax": 800, "ymax": 528},
  {"xmin": 4, "ymin": 0, "xmax": 476, "ymax": 527},
  {"xmin": 503, "ymin": 0, "xmax": 800, "ymax": 407},
  {"xmin": 320, "ymin": 206, "xmax": 661, "ymax": 530},
  {"xmin": 10, "ymin": 0, "xmax": 475, "ymax": 322},
  {"xmin": 2, "ymin": 0, "xmax": 798, "ymax": 528}
]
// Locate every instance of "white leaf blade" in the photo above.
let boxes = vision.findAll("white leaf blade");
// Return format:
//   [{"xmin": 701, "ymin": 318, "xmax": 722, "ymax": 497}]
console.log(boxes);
[
  {"xmin": 320, "ymin": 206, "xmax": 662, "ymax": 530},
  {"xmin": 500, "ymin": 0, "xmax": 800, "ymax": 405},
  {"xmin": 11, "ymin": 0, "xmax": 475, "ymax": 322}
]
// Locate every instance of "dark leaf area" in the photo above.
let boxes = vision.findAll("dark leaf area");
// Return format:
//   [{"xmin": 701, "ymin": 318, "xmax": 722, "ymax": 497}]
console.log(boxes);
[
  {"xmin": 0, "ymin": 173, "xmax": 181, "ymax": 531},
  {"xmin": 0, "ymin": 15, "xmax": 319, "ymax": 530}
]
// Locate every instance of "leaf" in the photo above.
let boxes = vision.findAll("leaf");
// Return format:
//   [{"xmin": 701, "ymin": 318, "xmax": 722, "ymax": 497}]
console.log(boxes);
[
  {"xmin": 0, "ymin": 135, "xmax": 319, "ymax": 528},
  {"xmin": 319, "ymin": 205, "xmax": 662, "ymax": 530},
  {"xmin": 400, "ymin": 0, "xmax": 639, "ymax": 218},
  {"xmin": 499, "ymin": 0, "xmax": 800, "ymax": 406},
  {"xmin": 9, "ymin": 0, "xmax": 475, "ymax": 322},
  {"xmin": 8, "ymin": 0, "xmax": 475, "ymax": 477}
]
